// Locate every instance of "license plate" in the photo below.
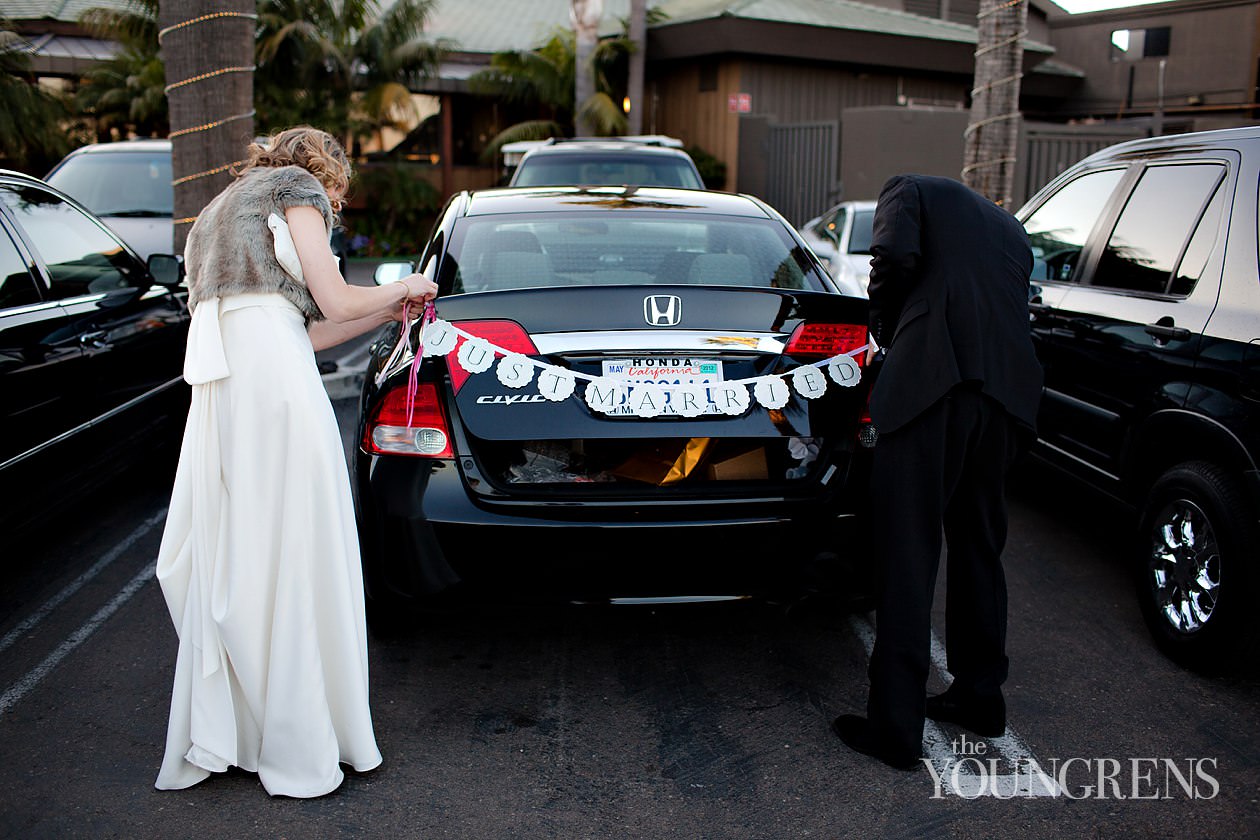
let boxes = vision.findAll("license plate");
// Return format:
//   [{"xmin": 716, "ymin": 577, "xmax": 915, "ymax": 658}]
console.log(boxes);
[{"xmin": 600, "ymin": 358, "xmax": 724, "ymax": 416}]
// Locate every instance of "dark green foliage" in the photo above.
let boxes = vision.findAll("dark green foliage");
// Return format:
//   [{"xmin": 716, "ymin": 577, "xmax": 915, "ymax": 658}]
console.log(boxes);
[{"xmin": 685, "ymin": 144, "xmax": 727, "ymax": 190}]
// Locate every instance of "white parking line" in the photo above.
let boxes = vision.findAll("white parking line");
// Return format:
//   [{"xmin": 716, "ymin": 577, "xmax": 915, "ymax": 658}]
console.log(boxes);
[
  {"xmin": 926, "ymin": 632, "xmax": 1048, "ymax": 774},
  {"xmin": 0, "ymin": 509, "xmax": 167, "ymax": 657},
  {"xmin": 0, "ymin": 559, "xmax": 157, "ymax": 717},
  {"xmin": 848, "ymin": 612, "xmax": 1060, "ymax": 797},
  {"xmin": 846, "ymin": 614, "xmax": 957, "ymax": 768}
]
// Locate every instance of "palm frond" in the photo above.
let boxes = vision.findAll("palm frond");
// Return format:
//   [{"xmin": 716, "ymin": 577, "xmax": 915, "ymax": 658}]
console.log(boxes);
[
  {"xmin": 480, "ymin": 120, "xmax": 566, "ymax": 163},
  {"xmin": 577, "ymin": 92, "xmax": 628, "ymax": 136}
]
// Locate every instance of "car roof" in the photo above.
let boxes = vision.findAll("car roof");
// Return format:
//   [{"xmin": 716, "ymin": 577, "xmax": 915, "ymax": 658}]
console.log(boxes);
[
  {"xmin": 521, "ymin": 141, "xmax": 692, "ymax": 159},
  {"xmin": 462, "ymin": 186, "xmax": 774, "ymax": 219},
  {"xmin": 1077, "ymin": 124, "xmax": 1260, "ymax": 166},
  {"xmin": 62, "ymin": 139, "xmax": 172, "ymax": 156}
]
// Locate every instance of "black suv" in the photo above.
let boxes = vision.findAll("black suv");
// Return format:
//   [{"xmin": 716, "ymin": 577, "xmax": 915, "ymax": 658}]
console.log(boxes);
[
  {"xmin": 1017, "ymin": 125, "xmax": 1260, "ymax": 667},
  {"xmin": 508, "ymin": 138, "xmax": 705, "ymax": 189}
]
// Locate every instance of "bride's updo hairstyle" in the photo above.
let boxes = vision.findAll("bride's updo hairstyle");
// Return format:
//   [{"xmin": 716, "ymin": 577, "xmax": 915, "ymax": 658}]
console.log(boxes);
[{"xmin": 240, "ymin": 126, "xmax": 352, "ymax": 212}]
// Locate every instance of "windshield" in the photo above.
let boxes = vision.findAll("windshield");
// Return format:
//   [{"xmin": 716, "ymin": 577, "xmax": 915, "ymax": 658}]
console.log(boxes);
[
  {"xmin": 848, "ymin": 209, "xmax": 875, "ymax": 255},
  {"xmin": 444, "ymin": 213, "xmax": 822, "ymax": 294},
  {"xmin": 512, "ymin": 154, "xmax": 704, "ymax": 189},
  {"xmin": 46, "ymin": 151, "xmax": 173, "ymax": 216}
]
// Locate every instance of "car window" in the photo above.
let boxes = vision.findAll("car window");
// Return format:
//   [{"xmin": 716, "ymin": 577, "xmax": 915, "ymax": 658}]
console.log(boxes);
[
  {"xmin": 1093, "ymin": 163, "xmax": 1225, "ymax": 296},
  {"xmin": 809, "ymin": 208, "xmax": 840, "ymax": 242},
  {"xmin": 0, "ymin": 224, "xmax": 41, "ymax": 309},
  {"xmin": 0, "ymin": 184, "xmax": 140, "ymax": 300},
  {"xmin": 1023, "ymin": 168, "xmax": 1125, "ymax": 283},
  {"xmin": 45, "ymin": 151, "xmax": 173, "ymax": 216},
  {"xmin": 848, "ymin": 209, "xmax": 875, "ymax": 255},
  {"xmin": 1169, "ymin": 178, "xmax": 1227, "ymax": 297},
  {"xmin": 446, "ymin": 215, "xmax": 819, "ymax": 293},
  {"xmin": 513, "ymin": 155, "xmax": 704, "ymax": 189}
]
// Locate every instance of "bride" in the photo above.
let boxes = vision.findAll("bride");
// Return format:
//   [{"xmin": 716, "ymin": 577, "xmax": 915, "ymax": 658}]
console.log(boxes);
[{"xmin": 153, "ymin": 126, "xmax": 435, "ymax": 798}]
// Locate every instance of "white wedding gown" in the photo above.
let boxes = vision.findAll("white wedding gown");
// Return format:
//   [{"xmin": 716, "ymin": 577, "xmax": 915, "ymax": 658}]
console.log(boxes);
[{"xmin": 155, "ymin": 219, "xmax": 381, "ymax": 797}]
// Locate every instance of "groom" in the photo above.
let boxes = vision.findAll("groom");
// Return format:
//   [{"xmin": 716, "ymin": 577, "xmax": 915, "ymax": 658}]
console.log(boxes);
[{"xmin": 832, "ymin": 174, "xmax": 1043, "ymax": 770}]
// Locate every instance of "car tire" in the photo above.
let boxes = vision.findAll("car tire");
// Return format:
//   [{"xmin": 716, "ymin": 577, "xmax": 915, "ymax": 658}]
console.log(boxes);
[{"xmin": 1135, "ymin": 461, "xmax": 1258, "ymax": 670}]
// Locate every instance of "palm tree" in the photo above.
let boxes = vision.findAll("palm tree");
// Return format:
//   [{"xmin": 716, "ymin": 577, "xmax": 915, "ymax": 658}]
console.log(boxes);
[
  {"xmin": 159, "ymin": 0, "xmax": 255, "ymax": 252},
  {"xmin": 962, "ymin": 0, "xmax": 1028, "ymax": 207},
  {"xmin": 0, "ymin": 23, "xmax": 70, "ymax": 172},
  {"xmin": 76, "ymin": 0, "xmax": 166, "ymax": 139},
  {"xmin": 254, "ymin": 0, "xmax": 443, "ymax": 150},
  {"xmin": 625, "ymin": 0, "xmax": 647, "ymax": 135},
  {"xmin": 571, "ymin": 0, "xmax": 602, "ymax": 137},
  {"xmin": 472, "ymin": 20, "xmax": 643, "ymax": 159}
]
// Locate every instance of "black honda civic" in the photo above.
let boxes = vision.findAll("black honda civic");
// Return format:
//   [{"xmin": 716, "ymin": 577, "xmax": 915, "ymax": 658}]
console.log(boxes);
[{"xmin": 355, "ymin": 186, "xmax": 876, "ymax": 616}]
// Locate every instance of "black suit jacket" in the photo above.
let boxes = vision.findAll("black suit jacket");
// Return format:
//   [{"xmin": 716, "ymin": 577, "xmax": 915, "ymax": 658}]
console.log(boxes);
[{"xmin": 866, "ymin": 174, "xmax": 1042, "ymax": 434}]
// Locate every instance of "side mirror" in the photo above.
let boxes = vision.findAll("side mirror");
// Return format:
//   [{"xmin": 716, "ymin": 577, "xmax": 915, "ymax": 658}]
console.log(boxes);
[
  {"xmin": 374, "ymin": 261, "xmax": 416, "ymax": 286},
  {"xmin": 148, "ymin": 254, "xmax": 184, "ymax": 288}
]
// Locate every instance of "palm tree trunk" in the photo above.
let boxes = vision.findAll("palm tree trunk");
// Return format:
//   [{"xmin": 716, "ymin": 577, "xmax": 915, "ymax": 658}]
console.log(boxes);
[
  {"xmin": 159, "ymin": 0, "xmax": 255, "ymax": 253},
  {"xmin": 626, "ymin": 0, "xmax": 647, "ymax": 136},
  {"xmin": 570, "ymin": 0, "xmax": 602, "ymax": 137},
  {"xmin": 962, "ymin": 0, "xmax": 1027, "ymax": 207}
]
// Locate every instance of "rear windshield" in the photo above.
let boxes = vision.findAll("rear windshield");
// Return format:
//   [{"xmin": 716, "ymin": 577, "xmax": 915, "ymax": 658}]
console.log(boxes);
[
  {"xmin": 512, "ymin": 154, "xmax": 704, "ymax": 189},
  {"xmin": 444, "ymin": 213, "xmax": 823, "ymax": 294},
  {"xmin": 46, "ymin": 151, "xmax": 173, "ymax": 217}
]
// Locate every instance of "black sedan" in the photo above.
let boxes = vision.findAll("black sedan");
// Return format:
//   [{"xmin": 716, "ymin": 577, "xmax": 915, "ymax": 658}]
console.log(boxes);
[
  {"xmin": 0, "ymin": 169, "xmax": 189, "ymax": 533},
  {"xmin": 356, "ymin": 186, "xmax": 875, "ymax": 615}
]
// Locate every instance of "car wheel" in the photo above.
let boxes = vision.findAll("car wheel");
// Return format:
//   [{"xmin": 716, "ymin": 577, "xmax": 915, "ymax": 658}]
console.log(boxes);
[{"xmin": 1136, "ymin": 461, "xmax": 1258, "ymax": 669}]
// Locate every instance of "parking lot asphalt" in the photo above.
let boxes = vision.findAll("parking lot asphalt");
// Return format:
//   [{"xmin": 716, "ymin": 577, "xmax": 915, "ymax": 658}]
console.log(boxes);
[{"xmin": 1, "ymin": 259, "xmax": 1258, "ymax": 836}]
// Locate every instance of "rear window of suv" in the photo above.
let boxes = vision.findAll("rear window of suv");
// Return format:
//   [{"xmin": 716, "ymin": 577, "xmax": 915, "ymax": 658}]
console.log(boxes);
[
  {"xmin": 445, "ymin": 214, "xmax": 820, "ymax": 294},
  {"xmin": 512, "ymin": 154, "xmax": 704, "ymax": 189},
  {"xmin": 46, "ymin": 151, "xmax": 173, "ymax": 217}
]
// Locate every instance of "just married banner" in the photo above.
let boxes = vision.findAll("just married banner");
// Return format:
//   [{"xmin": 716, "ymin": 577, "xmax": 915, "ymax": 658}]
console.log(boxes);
[{"xmin": 411, "ymin": 315, "xmax": 868, "ymax": 419}]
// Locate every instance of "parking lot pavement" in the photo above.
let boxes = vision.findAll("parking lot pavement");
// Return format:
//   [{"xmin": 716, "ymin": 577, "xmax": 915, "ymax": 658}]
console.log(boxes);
[
  {"xmin": 318, "ymin": 257, "xmax": 392, "ymax": 401},
  {"xmin": 1, "ymin": 398, "xmax": 1258, "ymax": 836}
]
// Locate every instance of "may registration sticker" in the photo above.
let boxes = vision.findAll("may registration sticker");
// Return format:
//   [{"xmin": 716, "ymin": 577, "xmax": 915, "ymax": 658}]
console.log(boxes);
[{"xmin": 600, "ymin": 358, "xmax": 724, "ymax": 416}]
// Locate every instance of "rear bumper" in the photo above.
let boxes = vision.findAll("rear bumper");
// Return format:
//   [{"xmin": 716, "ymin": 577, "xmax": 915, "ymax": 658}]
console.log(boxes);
[{"xmin": 355, "ymin": 454, "xmax": 871, "ymax": 604}]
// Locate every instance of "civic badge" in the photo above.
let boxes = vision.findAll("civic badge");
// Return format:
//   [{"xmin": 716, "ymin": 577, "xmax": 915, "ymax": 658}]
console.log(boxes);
[{"xmin": 643, "ymin": 294, "xmax": 682, "ymax": 326}]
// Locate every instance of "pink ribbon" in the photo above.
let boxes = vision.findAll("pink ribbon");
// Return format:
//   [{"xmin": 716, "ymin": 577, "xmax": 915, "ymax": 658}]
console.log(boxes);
[{"xmin": 398, "ymin": 299, "xmax": 437, "ymax": 427}]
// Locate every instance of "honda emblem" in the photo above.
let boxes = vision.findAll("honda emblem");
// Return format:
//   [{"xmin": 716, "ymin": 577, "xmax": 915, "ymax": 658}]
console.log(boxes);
[{"xmin": 643, "ymin": 294, "xmax": 682, "ymax": 326}]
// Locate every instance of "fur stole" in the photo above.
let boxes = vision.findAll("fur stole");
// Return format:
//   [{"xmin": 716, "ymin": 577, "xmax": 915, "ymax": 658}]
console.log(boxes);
[{"xmin": 185, "ymin": 165, "xmax": 335, "ymax": 323}]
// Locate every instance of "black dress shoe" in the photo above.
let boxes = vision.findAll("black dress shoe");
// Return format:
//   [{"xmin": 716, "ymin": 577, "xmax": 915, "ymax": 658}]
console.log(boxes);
[
  {"xmin": 925, "ymin": 690, "xmax": 1006, "ymax": 737},
  {"xmin": 830, "ymin": 715, "xmax": 921, "ymax": 771}
]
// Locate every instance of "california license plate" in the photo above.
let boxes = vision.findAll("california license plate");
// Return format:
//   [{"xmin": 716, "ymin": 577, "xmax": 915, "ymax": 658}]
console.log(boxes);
[{"xmin": 600, "ymin": 358, "xmax": 724, "ymax": 416}]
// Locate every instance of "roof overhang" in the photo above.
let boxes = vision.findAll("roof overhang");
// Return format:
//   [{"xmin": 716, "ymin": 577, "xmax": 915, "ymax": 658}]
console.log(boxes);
[{"xmin": 648, "ymin": 16, "xmax": 1054, "ymax": 76}]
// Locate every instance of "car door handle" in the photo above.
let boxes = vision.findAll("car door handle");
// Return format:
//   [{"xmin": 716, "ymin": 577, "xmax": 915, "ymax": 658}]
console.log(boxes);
[
  {"xmin": 1144, "ymin": 320, "xmax": 1191, "ymax": 342},
  {"xmin": 79, "ymin": 330, "xmax": 109, "ymax": 349}
]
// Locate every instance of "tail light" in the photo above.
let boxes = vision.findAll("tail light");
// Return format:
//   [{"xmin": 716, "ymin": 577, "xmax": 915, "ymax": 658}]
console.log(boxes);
[
  {"xmin": 857, "ymin": 392, "xmax": 878, "ymax": 449},
  {"xmin": 447, "ymin": 319, "xmax": 539, "ymax": 392},
  {"xmin": 784, "ymin": 323, "xmax": 868, "ymax": 363},
  {"xmin": 362, "ymin": 382, "xmax": 453, "ymax": 458}
]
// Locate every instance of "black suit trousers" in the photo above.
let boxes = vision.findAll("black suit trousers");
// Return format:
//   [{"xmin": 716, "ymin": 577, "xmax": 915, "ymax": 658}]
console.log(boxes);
[{"xmin": 866, "ymin": 383, "xmax": 1021, "ymax": 756}]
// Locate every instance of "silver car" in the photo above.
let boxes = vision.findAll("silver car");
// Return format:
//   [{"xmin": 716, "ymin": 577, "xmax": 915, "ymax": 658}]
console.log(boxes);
[
  {"xmin": 798, "ymin": 200, "xmax": 876, "ymax": 298},
  {"xmin": 45, "ymin": 139, "xmax": 174, "ymax": 261}
]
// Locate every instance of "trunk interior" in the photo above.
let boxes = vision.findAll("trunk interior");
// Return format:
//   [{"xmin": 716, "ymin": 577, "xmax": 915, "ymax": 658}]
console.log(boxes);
[{"xmin": 469, "ymin": 434, "xmax": 838, "ymax": 493}]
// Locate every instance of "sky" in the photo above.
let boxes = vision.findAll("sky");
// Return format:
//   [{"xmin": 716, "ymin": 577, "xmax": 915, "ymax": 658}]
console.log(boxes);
[{"xmin": 1052, "ymin": 0, "xmax": 1167, "ymax": 13}]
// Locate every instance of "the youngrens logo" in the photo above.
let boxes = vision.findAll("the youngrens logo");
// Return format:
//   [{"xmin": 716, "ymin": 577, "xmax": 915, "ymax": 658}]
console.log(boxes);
[{"xmin": 925, "ymin": 734, "xmax": 1219, "ymax": 800}]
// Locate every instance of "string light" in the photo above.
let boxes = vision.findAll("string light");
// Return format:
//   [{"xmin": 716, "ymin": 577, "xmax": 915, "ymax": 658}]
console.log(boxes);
[
  {"xmin": 157, "ymin": 11, "xmax": 257, "ymax": 43},
  {"xmin": 172, "ymin": 159, "xmax": 246, "ymax": 187},
  {"xmin": 164, "ymin": 65, "xmax": 254, "ymax": 94},
  {"xmin": 168, "ymin": 110, "xmax": 256, "ymax": 139}
]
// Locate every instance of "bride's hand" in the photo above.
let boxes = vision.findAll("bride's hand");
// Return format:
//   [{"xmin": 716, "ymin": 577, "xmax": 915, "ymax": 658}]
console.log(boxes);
[{"xmin": 401, "ymin": 272, "xmax": 438, "ymax": 303}]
